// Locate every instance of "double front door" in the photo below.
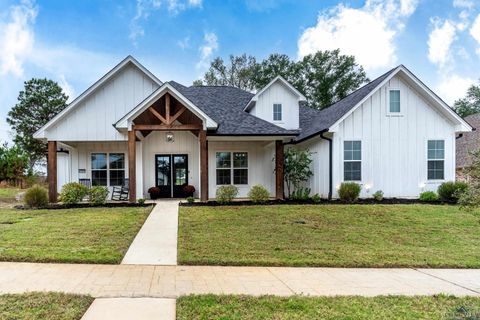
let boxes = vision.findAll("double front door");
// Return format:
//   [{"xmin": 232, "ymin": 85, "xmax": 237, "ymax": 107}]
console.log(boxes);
[{"xmin": 155, "ymin": 154, "xmax": 189, "ymax": 198}]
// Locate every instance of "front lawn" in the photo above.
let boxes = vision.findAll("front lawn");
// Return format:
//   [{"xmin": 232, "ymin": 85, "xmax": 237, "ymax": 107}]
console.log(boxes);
[
  {"xmin": 0, "ymin": 292, "xmax": 93, "ymax": 320},
  {"xmin": 178, "ymin": 204, "xmax": 480, "ymax": 267},
  {"xmin": 176, "ymin": 294, "xmax": 480, "ymax": 320},
  {"xmin": 0, "ymin": 206, "xmax": 151, "ymax": 264}
]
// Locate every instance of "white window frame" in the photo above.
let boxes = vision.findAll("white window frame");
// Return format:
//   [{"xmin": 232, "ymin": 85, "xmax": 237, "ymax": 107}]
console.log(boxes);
[
  {"xmin": 215, "ymin": 151, "xmax": 249, "ymax": 186},
  {"xmin": 343, "ymin": 140, "xmax": 362, "ymax": 182},
  {"xmin": 387, "ymin": 88, "xmax": 402, "ymax": 116},
  {"xmin": 90, "ymin": 152, "xmax": 126, "ymax": 187},
  {"xmin": 273, "ymin": 103, "xmax": 282, "ymax": 122},
  {"xmin": 426, "ymin": 139, "xmax": 445, "ymax": 181}
]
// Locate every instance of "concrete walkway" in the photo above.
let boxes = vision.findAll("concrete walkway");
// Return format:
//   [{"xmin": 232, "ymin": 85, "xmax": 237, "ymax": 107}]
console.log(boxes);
[
  {"xmin": 122, "ymin": 200, "xmax": 179, "ymax": 265},
  {"xmin": 81, "ymin": 298, "xmax": 175, "ymax": 320},
  {"xmin": 0, "ymin": 262, "xmax": 478, "ymax": 298}
]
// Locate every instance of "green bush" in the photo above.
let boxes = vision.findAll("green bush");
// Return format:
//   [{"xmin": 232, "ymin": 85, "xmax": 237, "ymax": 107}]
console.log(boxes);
[
  {"xmin": 338, "ymin": 182, "xmax": 361, "ymax": 202},
  {"xmin": 437, "ymin": 181, "xmax": 468, "ymax": 202},
  {"xmin": 372, "ymin": 190, "xmax": 384, "ymax": 201},
  {"xmin": 59, "ymin": 182, "xmax": 88, "ymax": 204},
  {"xmin": 186, "ymin": 196, "xmax": 194, "ymax": 204},
  {"xmin": 216, "ymin": 185, "xmax": 239, "ymax": 204},
  {"xmin": 88, "ymin": 186, "xmax": 109, "ymax": 205},
  {"xmin": 24, "ymin": 185, "xmax": 48, "ymax": 208},
  {"xmin": 311, "ymin": 193, "xmax": 321, "ymax": 203},
  {"xmin": 419, "ymin": 191, "xmax": 439, "ymax": 202},
  {"xmin": 248, "ymin": 185, "xmax": 270, "ymax": 203},
  {"xmin": 138, "ymin": 198, "xmax": 146, "ymax": 205},
  {"xmin": 290, "ymin": 187, "xmax": 311, "ymax": 201}
]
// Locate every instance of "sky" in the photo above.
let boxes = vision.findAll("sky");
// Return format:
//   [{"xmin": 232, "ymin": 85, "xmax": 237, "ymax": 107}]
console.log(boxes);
[{"xmin": 1, "ymin": 0, "xmax": 480, "ymax": 143}]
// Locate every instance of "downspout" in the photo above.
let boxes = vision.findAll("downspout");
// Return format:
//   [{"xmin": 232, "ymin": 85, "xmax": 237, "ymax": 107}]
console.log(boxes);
[{"xmin": 319, "ymin": 130, "xmax": 333, "ymax": 200}]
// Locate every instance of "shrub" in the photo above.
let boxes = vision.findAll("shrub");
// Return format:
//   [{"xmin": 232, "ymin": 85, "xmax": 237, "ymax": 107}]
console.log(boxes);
[
  {"xmin": 419, "ymin": 191, "xmax": 439, "ymax": 202},
  {"xmin": 186, "ymin": 196, "xmax": 194, "ymax": 204},
  {"xmin": 148, "ymin": 186, "xmax": 161, "ymax": 199},
  {"xmin": 372, "ymin": 190, "xmax": 384, "ymax": 201},
  {"xmin": 183, "ymin": 184, "xmax": 196, "ymax": 194},
  {"xmin": 88, "ymin": 186, "xmax": 109, "ymax": 205},
  {"xmin": 216, "ymin": 185, "xmax": 239, "ymax": 204},
  {"xmin": 290, "ymin": 187, "xmax": 311, "ymax": 201},
  {"xmin": 24, "ymin": 185, "xmax": 48, "ymax": 208},
  {"xmin": 138, "ymin": 198, "xmax": 146, "ymax": 205},
  {"xmin": 59, "ymin": 182, "xmax": 88, "ymax": 204},
  {"xmin": 437, "ymin": 181, "xmax": 468, "ymax": 202},
  {"xmin": 338, "ymin": 182, "xmax": 361, "ymax": 202},
  {"xmin": 248, "ymin": 185, "xmax": 270, "ymax": 203},
  {"xmin": 311, "ymin": 193, "xmax": 321, "ymax": 203}
]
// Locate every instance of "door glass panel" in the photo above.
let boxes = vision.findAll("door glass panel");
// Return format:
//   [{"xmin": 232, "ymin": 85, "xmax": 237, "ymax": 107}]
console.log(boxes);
[
  {"xmin": 156, "ymin": 156, "xmax": 170, "ymax": 186},
  {"xmin": 173, "ymin": 155, "xmax": 187, "ymax": 186}
]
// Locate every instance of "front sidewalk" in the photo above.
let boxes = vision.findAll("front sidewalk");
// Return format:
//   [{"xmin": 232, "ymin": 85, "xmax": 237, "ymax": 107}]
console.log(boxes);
[{"xmin": 0, "ymin": 262, "xmax": 478, "ymax": 298}]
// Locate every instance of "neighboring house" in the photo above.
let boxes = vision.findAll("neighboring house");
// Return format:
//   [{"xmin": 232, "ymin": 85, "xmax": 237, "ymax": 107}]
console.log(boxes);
[
  {"xmin": 34, "ymin": 56, "xmax": 472, "ymax": 202},
  {"xmin": 456, "ymin": 113, "xmax": 480, "ymax": 180}
]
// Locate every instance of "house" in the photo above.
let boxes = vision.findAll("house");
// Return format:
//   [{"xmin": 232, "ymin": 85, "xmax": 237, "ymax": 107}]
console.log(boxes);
[
  {"xmin": 456, "ymin": 113, "xmax": 480, "ymax": 180},
  {"xmin": 33, "ymin": 56, "xmax": 472, "ymax": 202}
]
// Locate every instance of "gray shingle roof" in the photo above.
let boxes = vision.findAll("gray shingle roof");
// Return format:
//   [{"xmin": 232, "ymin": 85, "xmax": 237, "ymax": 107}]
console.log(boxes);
[
  {"xmin": 166, "ymin": 66, "xmax": 397, "ymax": 139},
  {"xmin": 169, "ymin": 81, "xmax": 299, "ymax": 136},
  {"xmin": 456, "ymin": 113, "xmax": 480, "ymax": 168},
  {"xmin": 295, "ymin": 66, "xmax": 398, "ymax": 142}
]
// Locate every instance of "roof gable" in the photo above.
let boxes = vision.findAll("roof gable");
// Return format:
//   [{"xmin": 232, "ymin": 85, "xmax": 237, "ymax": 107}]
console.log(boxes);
[{"xmin": 34, "ymin": 55, "xmax": 162, "ymax": 139}]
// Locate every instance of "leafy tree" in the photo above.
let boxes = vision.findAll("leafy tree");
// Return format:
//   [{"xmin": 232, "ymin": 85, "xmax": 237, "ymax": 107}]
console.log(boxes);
[
  {"xmin": 453, "ymin": 82, "xmax": 480, "ymax": 117},
  {"xmin": 458, "ymin": 149, "xmax": 480, "ymax": 214},
  {"xmin": 7, "ymin": 78, "xmax": 68, "ymax": 169},
  {"xmin": 201, "ymin": 54, "xmax": 258, "ymax": 90},
  {"xmin": 282, "ymin": 148, "xmax": 314, "ymax": 198},
  {"xmin": 0, "ymin": 143, "xmax": 29, "ymax": 181},
  {"xmin": 198, "ymin": 50, "xmax": 369, "ymax": 110}
]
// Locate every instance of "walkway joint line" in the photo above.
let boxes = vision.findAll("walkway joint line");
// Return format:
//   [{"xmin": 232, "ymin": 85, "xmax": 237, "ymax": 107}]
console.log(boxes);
[
  {"xmin": 266, "ymin": 267, "xmax": 296, "ymax": 295},
  {"xmin": 413, "ymin": 268, "xmax": 480, "ymax": 295}
]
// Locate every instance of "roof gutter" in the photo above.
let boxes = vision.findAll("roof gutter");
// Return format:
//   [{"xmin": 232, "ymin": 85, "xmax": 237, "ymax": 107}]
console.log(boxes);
[{"xmin": 319, "ymin": 130, "xmax": 333, "ymax": 200}]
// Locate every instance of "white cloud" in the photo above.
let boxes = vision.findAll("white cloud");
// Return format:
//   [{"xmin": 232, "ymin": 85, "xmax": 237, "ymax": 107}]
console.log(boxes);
[
  {"xmin": 453, "ymin": 0, "xmax": 474, "ymax": 9},
  {"xmin": 196, "ymin": 32, "xmax": 218, "ymax": 70},
  {"xmin": 130, "ymin": 0, "xmax": 202, "ymax": 45},
  {"xmin": 297, "ymin": 0, "xmax": 418, "ymax": 71},
  {"xmin": 0, "ymin": 0, "xmax": 37, "ymax": 77},
  {"xmin": 177, "ymin": 36, "xmax": 190, "ymax": 49},
  {"xmin": 436, "ymin": 74, "xmax": 475, "ymax": 105},
  {"xmin": 427, "ymin": 19, "xmax": 457, "ymax": 66},
  {"xmin": 470, "ymin": 14, "xmax": 480, "ymax": 55}
]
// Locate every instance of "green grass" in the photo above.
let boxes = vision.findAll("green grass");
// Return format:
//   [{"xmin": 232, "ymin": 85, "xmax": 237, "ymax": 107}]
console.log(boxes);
[
  {"xmin": 176, "ymin": 294, "xmax": 480, "ymax": 320},
  {"xmin": 0, "ymin": 292, "xmax": 93, "ymax": 320},
  {"xmin": 0, "ymin": 188, "xmax": 21, "ymax": 201},
  {"xmin": 0, "ymin": 206, "xmax": 151, "ymax": 263},
  {"xmin": 178, "ymin": 204, "xmax": 480, "ymax": 267}
]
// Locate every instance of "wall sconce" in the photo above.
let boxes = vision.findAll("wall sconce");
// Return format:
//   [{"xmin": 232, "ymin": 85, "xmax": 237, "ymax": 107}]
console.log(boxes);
[
  {"xmin": 419, "ymin": 182, "xmax": 426, "ymax": 190},
  {"xmin": 364, "ymin": 184, "xmax": 371, "ymax": 192},
  {"xmin": 166, "ymin": 131, "xmax": 174, "ymax": 143}
]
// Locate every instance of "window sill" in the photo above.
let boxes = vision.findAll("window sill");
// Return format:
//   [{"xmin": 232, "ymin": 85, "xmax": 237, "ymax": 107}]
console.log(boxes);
[{"xmin": 386, "ymin": 114, "xmax": 404, "ymax": 117}]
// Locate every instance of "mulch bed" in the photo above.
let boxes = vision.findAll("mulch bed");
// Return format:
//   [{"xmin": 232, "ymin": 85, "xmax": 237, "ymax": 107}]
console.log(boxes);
[{"xmin": 14, "ymin": 202, "xmax": 154, "ymax": 210}]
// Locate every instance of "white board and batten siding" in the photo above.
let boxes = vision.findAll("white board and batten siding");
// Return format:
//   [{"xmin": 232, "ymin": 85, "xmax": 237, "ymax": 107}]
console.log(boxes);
[
  {"xmin": 44, "ymin": 63, "xmax": 159, "ymax": 141},
  {"xmin": 250, "ymin": 81, "xmax": 300, "ymax": 130},
  {"xmin": 208, "ymin": 141, "xmax": 276, "ymax": 198},
  {"xmin": 301, "ymin": 74, "xmax": 457, "ymax": 199}
]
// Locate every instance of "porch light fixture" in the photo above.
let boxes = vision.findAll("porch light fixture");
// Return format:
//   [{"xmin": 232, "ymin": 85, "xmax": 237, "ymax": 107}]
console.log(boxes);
[
  {"xmin": 419, "ymin": 182, "xmax": 426, "ymax": 189},
  {"xmin": 166, "ymin": 131, "xmax": 174, "ymax": 143}
]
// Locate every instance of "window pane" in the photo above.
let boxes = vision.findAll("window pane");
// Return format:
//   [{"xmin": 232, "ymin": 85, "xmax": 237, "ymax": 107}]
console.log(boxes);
[
  {"xmin": 216, "ymin": 152, "xmax": 231, "ymax": 168},
  {"xmin": 92, "ymin": 153, "xmax": 107, "ymax": 170},
  {"xmin": 110, "ymin": 170, "xmax": 125, "ymax": 186},
  {"xmin": 92, "ymin": 170, "xmax": 107, "ymax": 186},
  {"xmin": 233, "ymin": 169, "xmax": 248, "ymax": 185},
  {"xmin": 427, "ymin": 140, "xmax": 445, "ymax": 160},
  {"xmin": 273, "ymin": 104, "xmax": 282, "ymax": 121},
  {"xmin": 389, "ymin": 90, "xmax": 400, "ymax": 112},
  {"xmin": 344, "ymin": 141, "xmax": 361, "ymax": 160},
  {"xmin": 109, "ymin": 153, "xmax": 125, "ymax": 169},
  {"xmin": 428, "ymin": 160, "xmax": 444, "ymax": 180},
  {"xmin": 233, "ymin": 152, "xmax": 248, "ymax": 168},
  {"xmin": 216, "ymin": 169, "xmax": 231, "ymax": 185},
  {"xmin": 344, "ymin": 161, "xmax": 361, "ymax": 181}
]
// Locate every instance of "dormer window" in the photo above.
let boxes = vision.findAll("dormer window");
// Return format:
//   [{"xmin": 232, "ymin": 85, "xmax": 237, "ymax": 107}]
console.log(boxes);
[{"xmin": 273, "ymin": 103, "xmax": 282, "ymax": 121}]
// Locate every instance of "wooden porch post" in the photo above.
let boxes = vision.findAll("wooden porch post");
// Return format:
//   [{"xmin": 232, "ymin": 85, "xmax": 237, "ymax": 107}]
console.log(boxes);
[
  {"xmin": 47, "ymin": 141, "xmax": 57, "ymax": 203},
  {"xmin": 275, "ymin": 140, "xmax": 284, "ymax": 200},
  {"xmin": 199, "ymin": 130, "xmax": 208, "ymax": 202},
  {"xmin": 128, "ymin": 130, "xmax": 136, "ymax": 202}
]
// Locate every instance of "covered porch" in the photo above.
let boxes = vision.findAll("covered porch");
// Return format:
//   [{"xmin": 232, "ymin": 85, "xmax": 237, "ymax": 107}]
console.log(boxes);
[{"xmin": 46, "ymin": 86, "xmax": 286, "ymax": 203}]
